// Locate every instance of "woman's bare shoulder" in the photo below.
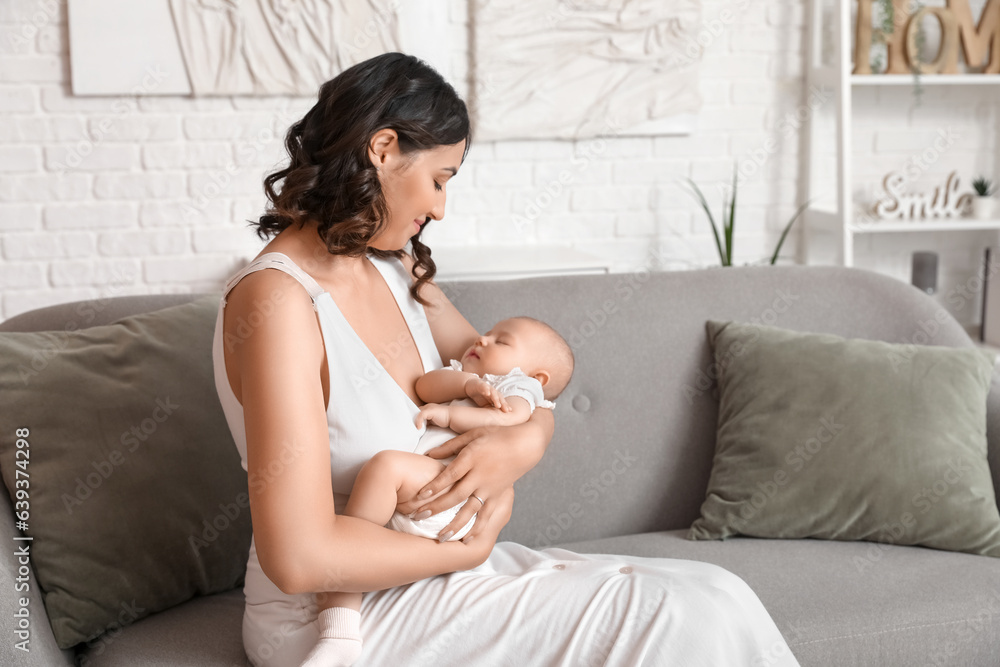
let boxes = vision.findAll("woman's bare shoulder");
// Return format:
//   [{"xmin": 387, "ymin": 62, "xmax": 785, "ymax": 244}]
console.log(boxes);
[
  {"xmin": 223, "ymin": 267, "xmax": 323, "ymax": 364},
  {"xmin": 226, "ymin": 264, "xmax": 313, "ymax": 308}
]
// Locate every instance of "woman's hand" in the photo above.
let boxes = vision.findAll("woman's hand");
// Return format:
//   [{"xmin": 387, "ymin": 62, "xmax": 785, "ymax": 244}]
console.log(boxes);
[
  {"xmin": 396, "ymin": 410, "xmax": 553, "ymax": 544},
  {"xmin": 459, "ymin": 485, "xmax": 515, "ymax": 565}
]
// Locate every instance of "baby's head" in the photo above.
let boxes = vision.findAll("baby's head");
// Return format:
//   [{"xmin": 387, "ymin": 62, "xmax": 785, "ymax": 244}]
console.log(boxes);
[{"xmin": 459, "ymin": 316, "xmax": 575, "ymax": 400}]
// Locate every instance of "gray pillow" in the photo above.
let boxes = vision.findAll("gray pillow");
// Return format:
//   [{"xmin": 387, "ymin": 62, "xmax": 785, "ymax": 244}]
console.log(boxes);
[
  {"xmin": 0, "ymin": 294, "xmax": 250, "ymax": 649},
  {"xmin": 689, "ymin": 319, "xmax": 1000, "ymax": 559}
]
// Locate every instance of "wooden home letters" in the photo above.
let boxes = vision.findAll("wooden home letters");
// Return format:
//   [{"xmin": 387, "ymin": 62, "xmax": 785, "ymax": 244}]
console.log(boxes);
[{"xmin": 853, "ymin": 0, "xmax": 1000, "ymax": 74}]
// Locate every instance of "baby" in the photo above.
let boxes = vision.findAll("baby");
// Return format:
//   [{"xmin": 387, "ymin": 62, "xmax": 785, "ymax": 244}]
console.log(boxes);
[{"xmin": 302, "ymin": 316, "xmax": 574, "ymax": 667}]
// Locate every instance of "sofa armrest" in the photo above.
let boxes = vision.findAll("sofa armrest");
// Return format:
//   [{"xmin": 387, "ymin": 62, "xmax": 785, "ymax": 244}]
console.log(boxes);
[{"xmin": 0, "ymin": 478, "xmax": 74, "ymax": 665}]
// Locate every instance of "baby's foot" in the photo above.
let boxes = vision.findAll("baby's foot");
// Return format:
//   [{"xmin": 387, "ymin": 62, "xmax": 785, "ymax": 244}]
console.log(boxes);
[{"xmin": 299, "ymin": 607, "xmax": 363, "ymax": 667}]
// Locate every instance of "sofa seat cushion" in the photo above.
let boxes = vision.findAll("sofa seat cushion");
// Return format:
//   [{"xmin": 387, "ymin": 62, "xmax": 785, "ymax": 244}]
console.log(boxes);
[
  {"xmin": 74, "ymin": 589, "xmax": 247, "ymax": 667},
  {"xmin": 555, "ymin": 530, "xmax": 1000, "ymax": 667}
]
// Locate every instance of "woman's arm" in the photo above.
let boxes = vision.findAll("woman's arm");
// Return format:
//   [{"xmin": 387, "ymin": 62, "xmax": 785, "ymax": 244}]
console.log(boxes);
[
  {"xmin": 227, "ymin": 269, "xmax": 510, "ymax": 595},
  {"xmin": 398, "ymin": 407, "xmax": 553, "ymax": 520}
]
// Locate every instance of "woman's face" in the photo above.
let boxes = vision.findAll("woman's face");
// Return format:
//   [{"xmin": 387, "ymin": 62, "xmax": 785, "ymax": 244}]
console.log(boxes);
[{"xmin": 369, "ymin": 136, "xmax": 466, "ymax": 251}]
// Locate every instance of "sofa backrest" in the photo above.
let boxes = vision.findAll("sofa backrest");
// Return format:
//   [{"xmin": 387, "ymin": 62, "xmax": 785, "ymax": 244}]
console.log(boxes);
[
  {"xmin": 3, "ymin": 265, "xmax": 996, "ymax": 550},
  {"xmin": 446, "ymin": 264, "xmax": 1000, "ymax": 547}
]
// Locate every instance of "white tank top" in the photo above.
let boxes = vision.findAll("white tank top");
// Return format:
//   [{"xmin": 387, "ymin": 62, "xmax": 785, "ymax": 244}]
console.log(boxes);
[{"xmin": 211, "ymin": 251, "xmax": 446, "ymax": 513}]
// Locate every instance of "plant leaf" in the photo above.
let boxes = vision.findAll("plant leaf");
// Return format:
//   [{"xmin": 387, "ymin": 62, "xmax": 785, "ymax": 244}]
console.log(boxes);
[
  {"xmin": 768, "ymin": 199, "xmax": 812, "ymax": 265},
  {"xmin": 719, "ymin": 196, "xmax": 730, "ymax": 266},
  {"xmin": 726, "ymin": 163, "xmax": 737, "ymax": 267},
  {"xmin": 681, "ymin": 177, "xmax": 727, "ymax": 266}
]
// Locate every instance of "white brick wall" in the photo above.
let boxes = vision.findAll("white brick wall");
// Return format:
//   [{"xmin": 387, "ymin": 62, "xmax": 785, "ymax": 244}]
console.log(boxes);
[{"xmin": 0, "ymin": 0, "xmax": 997, "ymax": 330}]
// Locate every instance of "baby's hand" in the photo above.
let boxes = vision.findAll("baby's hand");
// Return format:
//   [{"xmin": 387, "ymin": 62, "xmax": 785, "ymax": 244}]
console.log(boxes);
[
  {"xmin": 464, "ymin": 378, "xmax": 512, "ymax": 412},
  {"xmin": 415, "ymin": 403, "xmax": 451, "ymax": 429}
]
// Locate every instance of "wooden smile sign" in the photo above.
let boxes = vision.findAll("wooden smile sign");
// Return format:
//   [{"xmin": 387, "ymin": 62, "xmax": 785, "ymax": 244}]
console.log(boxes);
[
  {"xmin": 873, "ymin": 170, "xmax": 974, "ymax": 220},
  {"xmin": 854, "ymin": 0, "xmax": 1000, "ymax": 74}
]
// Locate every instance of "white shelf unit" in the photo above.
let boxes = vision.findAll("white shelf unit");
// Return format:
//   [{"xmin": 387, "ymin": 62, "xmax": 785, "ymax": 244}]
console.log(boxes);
[
  {"xmin": 853, "ymin": 74, "xmax": 1000, "ymax": 85},
  {"xmin": 802, "ymin": 0, "xmax": 1000, "ymax": 268}
]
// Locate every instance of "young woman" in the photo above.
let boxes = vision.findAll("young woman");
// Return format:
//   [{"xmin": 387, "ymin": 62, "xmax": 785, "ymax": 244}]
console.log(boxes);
[{"xmin": 213, "ymin": 52, "xmax": 799, "ymax": 667}]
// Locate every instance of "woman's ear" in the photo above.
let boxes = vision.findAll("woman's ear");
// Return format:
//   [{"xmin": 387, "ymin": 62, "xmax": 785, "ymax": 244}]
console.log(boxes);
[{"xmin": 367, "ymin": 128, "xmax": 400, "ymax": 170}]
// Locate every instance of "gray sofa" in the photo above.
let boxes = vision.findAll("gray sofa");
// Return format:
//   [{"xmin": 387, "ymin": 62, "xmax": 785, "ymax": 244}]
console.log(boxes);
[{"xmin": 2, "ymin": 264, "xmax": 999, "ymax": 666}]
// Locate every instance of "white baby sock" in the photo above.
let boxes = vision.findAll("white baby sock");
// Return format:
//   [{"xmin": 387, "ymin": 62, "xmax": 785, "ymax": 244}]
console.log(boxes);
[{"xmin": 299, "ymin": 607, "xmax": 363, "ymax": 667}]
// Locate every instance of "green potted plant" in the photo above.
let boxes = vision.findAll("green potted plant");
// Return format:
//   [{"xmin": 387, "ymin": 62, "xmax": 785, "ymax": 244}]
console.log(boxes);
[
  {"xmin": 873, "ymin": 0, "xmax": 925, "ymax": 103},
  {"xmin": 870, "ymin": 0, "xmax": 895, "ymax": 74},
  {"xmin": 971, "ymin": 176, "xmax": 995, "ymax": 221},
  {"xmin": 680, "ymin": 163, "xmax": 810, "ymax": 267}
]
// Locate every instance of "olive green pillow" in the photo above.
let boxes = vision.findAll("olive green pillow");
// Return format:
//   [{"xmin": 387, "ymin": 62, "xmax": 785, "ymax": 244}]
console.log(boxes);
[
  {"xmin": 689, "ymin": 320, "xmax": 1000, "ymax": 558},
  {"xmin": 0, "ymin": 295, "xmax": 250, "ymax": 649}
]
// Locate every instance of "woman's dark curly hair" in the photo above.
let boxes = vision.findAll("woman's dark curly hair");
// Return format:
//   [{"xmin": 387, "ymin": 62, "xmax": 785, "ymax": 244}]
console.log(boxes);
[{"xmin": 253, "ymin": 52, "xmax": 471, "ymax": 305}]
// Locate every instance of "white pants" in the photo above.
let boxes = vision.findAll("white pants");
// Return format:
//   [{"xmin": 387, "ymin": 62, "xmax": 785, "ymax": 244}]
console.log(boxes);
[{"xmin": 242, "ymin": 540, "xmax": 799, "ymax": 667}]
